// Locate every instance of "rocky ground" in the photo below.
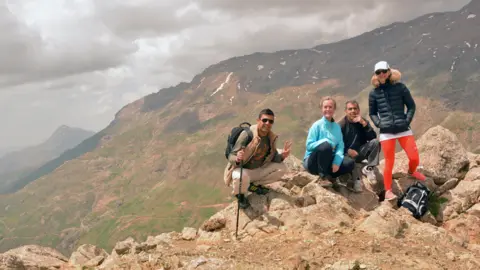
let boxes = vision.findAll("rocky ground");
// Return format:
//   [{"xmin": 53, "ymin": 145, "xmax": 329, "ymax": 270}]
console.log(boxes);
[{"xmin": 1, "ymin": 125, "xmax": 480, "ymax": 269}]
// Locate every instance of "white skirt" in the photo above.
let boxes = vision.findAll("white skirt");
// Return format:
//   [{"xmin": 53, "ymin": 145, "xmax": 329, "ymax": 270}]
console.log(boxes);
[{"xmin": 379, "ymin": 129, "xmax": 413, "ymax": 142}]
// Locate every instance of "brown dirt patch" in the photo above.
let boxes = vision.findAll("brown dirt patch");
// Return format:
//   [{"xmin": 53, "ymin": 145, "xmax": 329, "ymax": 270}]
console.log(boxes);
[{"xmin": 93, "ymin": 195, "xmax": 118, "ymax": 213}]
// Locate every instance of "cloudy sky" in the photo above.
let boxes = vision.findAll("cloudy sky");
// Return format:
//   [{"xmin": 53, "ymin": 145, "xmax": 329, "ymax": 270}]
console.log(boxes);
[{"xmin": 0, "ymin": 0, "xmax": 470, "ymax": 150}]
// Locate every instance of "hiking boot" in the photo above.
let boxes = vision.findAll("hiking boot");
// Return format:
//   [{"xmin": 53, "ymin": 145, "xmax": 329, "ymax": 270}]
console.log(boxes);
[
  {"xmin": 345, "ymin": 178, "xmax": 363, "ymax": 193},
  {"xmin": 327, "ymin": 177, "xmax": 341, "ymax": 191},
  {"xmin": 362, "ymin": 166, "xmax": 377, "ymax": 185},
  {"xmin": 248, "ymin": 183, "xmax": 269, "ymax": 195},
  {"xmin": 353, "ymin": 179, "xmax": 363, "ymax": 193},
  {"xmin": 316, "ymin": 176, "xmax": 333, "ymax": 188},
  {"xmin": 235, "ymin": 194, "xmax": 250, "ymax": 209},
  {"xmin": 337, "ymin": 174, "xmax": 350, "ymax": 186},
  {"xmin": 409, "ymin": 171, "xmax": 426, "ymax": 181},
  {"xmin": 385, "ymin": 190, "xmax": 397, "ymax": 201}
]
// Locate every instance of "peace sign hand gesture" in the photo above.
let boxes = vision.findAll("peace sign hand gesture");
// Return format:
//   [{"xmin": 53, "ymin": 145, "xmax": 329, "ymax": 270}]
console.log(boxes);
[{"xmin": 281, "ymin": 139, "xmax": 292, "ymax": 159}]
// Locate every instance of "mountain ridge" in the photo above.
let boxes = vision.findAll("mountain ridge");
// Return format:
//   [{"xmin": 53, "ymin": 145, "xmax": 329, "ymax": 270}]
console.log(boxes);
[
  {"xmin": 0, "ymin": 0, "xmax": 479, "ymax": 255},
  {"xmin": 0, "ymin": 125, "xmax": 95, "ymax": 194}
]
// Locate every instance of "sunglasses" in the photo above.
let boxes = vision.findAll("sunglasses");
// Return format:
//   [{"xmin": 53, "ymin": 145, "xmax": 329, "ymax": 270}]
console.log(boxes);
[
  {"xmin": 375, "ymin": 69, "xmax": 389, "ymax": 75},
  {"xmin": 261, "ymin": 118, "xmax": 274, "ymax": 124}
]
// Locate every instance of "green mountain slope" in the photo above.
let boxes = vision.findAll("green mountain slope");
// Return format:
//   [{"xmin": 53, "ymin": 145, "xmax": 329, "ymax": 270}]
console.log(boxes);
[{"xmin": 0, "ymin": 0, "xmax": 479, "ymax": 255}]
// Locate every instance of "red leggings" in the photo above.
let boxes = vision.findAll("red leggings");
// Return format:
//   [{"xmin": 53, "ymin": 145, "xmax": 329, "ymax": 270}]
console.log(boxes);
[{"xmin": 380, "ymin": 135, "xmax": 420, "ymax": 191}]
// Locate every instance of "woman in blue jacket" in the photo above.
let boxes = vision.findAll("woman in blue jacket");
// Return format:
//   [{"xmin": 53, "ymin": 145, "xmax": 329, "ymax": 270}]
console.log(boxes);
[{"xmin": 303, "ymin": 96, "xmax": 355, "ymax": 180}]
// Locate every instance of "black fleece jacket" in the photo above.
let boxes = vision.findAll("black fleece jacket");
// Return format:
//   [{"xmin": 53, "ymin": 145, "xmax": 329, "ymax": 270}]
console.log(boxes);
[{"xmin": 338, "ymin": 116, "xmax": 377, "ymax": 153}]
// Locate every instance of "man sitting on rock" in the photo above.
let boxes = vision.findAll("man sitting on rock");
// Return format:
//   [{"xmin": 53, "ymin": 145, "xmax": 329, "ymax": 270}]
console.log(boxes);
[
  {"xmin": 224, "ymin": 108, "xmax": 292, "ymax": 209},
  {"xmin": 338, "ymin": 100, "xmax": 380, "ymax": 191}
]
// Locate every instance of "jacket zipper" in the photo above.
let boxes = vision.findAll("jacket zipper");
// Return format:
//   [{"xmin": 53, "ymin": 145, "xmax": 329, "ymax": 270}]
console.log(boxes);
[
  {"xmin": 349, "ymin": 134, "xmax": 357, "ymax": 149},
  {"xmin": 346, "ymin": 122, "xmax": 357, "ymax": 149},
  {"xmin": 383, "ymin": 86, "xmax": 395, "ymax": 127}
]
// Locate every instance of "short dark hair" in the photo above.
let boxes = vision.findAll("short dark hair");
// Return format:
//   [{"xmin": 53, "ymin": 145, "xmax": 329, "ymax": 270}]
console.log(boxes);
[
  {"xmin": 345, "ymin": 100, "xmax": 360, "ymax": 110},
  {"xmin": 258, "ymin": 108, "xmax": 274, "ymax": 119}
]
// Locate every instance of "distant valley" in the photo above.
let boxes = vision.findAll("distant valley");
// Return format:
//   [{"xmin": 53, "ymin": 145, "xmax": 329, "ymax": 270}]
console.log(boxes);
[{"xmin": 0, "ymin": 125, "xmax": 95, "ymax": 194}]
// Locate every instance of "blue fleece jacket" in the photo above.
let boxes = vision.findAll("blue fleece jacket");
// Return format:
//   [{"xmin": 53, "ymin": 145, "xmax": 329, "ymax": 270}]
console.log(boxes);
[{"xmin": 303, "ymin": 116, "xmax": 345, "ymax": 166}]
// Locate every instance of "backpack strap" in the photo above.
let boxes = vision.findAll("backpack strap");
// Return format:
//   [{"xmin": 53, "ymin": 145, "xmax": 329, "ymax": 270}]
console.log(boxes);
[
  {"xmin": 238, "ymin": 122, "xmax": 253, "ymax": 147},
  {"xmin": 225, "ymin": 122, "xmax": 254, "ymax": 160}
]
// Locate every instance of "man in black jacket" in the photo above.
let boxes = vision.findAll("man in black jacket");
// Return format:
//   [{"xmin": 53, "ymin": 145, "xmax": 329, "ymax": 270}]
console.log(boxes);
[{"xmin": 338, "ymin": 100, "xmax": 380, "ymax": 189}]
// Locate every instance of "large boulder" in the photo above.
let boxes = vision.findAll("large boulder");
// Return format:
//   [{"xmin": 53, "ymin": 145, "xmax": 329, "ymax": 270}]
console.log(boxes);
[
  {"xmin": 382, "ymin": 126, "xmax": 469, "ymax": 185},
  {"xmin": 464, "ymin": 167, "xmax": 480, "ymax": 182},
  {"xmin": 333, "ymin": 163, "xmax": 382, "ymax": 211},
  {"xmin": 181, "ymin": 227, "xmax": 197, "ymax": 240},
  {"xmin": 357, "ymin": 203, "xmax": 412, "ymax": 239},
  {"xmin": 282, "ymin": 171, "xmax": 317, "ymax": 188},
  {"xmin": 435, "ymin": 178, "xmax": 461, "ymax": 196},
  {"xmin": 441, "ymin": 201, "xmax": 480, "ymax": 249},
  {"xmin": 203, "ymin": 181, "xmax": 360, "ymax": 239},
  {"xmin": 0, "ymin": 245, "xmax": 68, "ymax": 269},
  {"xmin": 443, "ymin": 210, "xmax": 480, "ymax": 246},
  {"xmin": 196, "ymin": 229, "xmax": 222, "ymax": 245},
  {"xmin": 358, "ymin": 203, "xmax": 466, "ymax": 248},
  {"xmin": 281, "ymin": 151, "xmax": 305, "ymax": 172},
  {"xmin": 439, "ymin": 180, "xmax": 480, "ymax": 222},
  {"xmin": 467, "ymin": 152, "xmax": 480, "ymax": 170},
  {"xmin": 69, "ymin": 244, "xmax": 109, "ymax": 268},
  {"xmin": 113, "ymin": 237, "xmax": 137, "ymax": 255}
]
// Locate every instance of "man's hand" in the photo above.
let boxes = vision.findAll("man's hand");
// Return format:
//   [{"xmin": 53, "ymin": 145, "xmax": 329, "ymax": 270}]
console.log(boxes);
[
  {"xmin": 332, "ymin": 164, "xmax": 339, "ymax": 173},
  {"xmin": 347, "ymin": 149, "xmax": 358, "ymax": 158},
  {"xmin": 281, "ymin": 139, "xmax": 293, "ymax": 159},
  {"xmin": 236, "ymin": 149, "xmax": 245, "ymax": 163},
  {"xmin": 353, "ymin": 115, "xmax": 368, "ymax": 127}
]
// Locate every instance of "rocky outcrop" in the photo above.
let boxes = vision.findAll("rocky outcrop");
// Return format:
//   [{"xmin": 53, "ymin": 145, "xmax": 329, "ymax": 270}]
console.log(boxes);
[
  {"xmin": 439, "ymin": 180, "xmax": 480, "ymax": 221},
  {"xmin": 68, "ymin": 244, "xmax": 109, "ymax": 268},
  {"xmin": 383, "ymin": 125, "xmax": 470, "ymax": 185},
  {"xmin": 2, "ymin": 125, "xmax": 480, "ymax": 269},
  {"xmin": 467, "ymin": 152, "xmax": 480, "ymax": 170},
  {"xmin": 439, "ymin": 179, "xmax": 480, "ymax": 246},
  {"xmin": 464, "ymin": 166, "xmax": 480, "ymax": 182},
  {"xmin": 0, "ymin": 245, "xmax": 68, "ymax": 269}
]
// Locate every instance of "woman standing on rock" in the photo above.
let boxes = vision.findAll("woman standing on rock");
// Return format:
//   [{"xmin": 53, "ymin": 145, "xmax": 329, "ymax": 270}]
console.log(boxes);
[
  {"xmin": 368, "ymin": 61, "xmax": 425, "ymax": 200},
  {"xmin": 303, "ymin": 96, "xmax": 355, "ymax": 182}
]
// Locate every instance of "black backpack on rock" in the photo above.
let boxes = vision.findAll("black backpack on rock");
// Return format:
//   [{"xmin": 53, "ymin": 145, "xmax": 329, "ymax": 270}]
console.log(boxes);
[
  {"xmin": 397, "ymin": 181, "xmax": 430, "ymax": 219},
  {"xmin": 224, "ymin": 122, "xmax": 253, "ymax": 159}
]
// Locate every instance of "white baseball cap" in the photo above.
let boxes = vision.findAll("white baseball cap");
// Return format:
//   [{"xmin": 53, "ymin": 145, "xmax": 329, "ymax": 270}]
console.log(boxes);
[{"xmin": 374, "ymin": 61, "xmax": 390, "ymax": 72}]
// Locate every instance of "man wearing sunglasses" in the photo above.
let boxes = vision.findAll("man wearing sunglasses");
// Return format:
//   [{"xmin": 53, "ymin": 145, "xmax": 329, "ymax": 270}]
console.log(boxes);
[
  {"xmin": 338, "ymin": 100, "xmax": 380, "ymax": 192},
  {"xmin": 224, "ymin": 108, "xmax": 292, "ymax": 209}
]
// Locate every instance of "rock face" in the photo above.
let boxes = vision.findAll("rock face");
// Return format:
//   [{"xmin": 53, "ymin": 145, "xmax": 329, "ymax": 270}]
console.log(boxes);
[
  {"xmin": 384, "ymin": 125, "xmax": 470, "ymax": 185},
  {"xmin": 0, "ymin": 245, "xmax": 68, "ymax": 269},
  {"xmin": 440, "ymin": 180, "xmax": 480, "ymax": 221},
  {"xmin": 68, "ymin": 244, "xmax": 109, "ymax": 268},
  {"xmin": 2, "ymin": 125, "xmax": 480, "ymax": 269},
  {"xmin": 464, "ymin": 167, "xmax": 480, "ymax": 182}
]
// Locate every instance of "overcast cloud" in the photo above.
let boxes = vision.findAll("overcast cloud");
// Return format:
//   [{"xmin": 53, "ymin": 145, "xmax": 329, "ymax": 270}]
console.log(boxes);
[{"xmin": 0, "ymin": 0, "xmax": 470, "ymax": 149}]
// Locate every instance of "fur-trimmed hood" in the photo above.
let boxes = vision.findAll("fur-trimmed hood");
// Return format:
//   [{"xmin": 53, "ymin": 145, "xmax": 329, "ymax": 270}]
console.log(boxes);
[{"xmin": 371, "ymin": 68, "xmax": 401, "ymax": 87}]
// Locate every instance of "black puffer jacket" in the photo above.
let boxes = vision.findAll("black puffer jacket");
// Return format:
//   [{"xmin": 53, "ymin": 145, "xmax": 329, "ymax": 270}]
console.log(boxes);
[{"xmin": 368, "ymin": 71, "xmax": 416, "ymax": 134}]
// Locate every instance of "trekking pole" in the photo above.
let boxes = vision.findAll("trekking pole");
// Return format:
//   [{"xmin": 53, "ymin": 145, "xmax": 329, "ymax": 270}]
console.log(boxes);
[{"xmin": 235, "ymin": 147, "xmax": 245, "ymax": 240}]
